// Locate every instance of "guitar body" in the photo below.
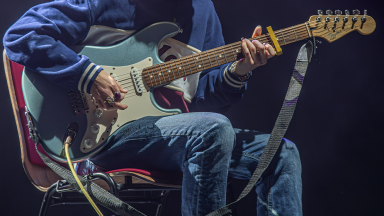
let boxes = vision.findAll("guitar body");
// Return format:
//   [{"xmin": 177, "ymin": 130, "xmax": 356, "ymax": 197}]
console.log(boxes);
[{"xmin": 22, "ymin": 22, "xmax": 182, "ymax": 162}]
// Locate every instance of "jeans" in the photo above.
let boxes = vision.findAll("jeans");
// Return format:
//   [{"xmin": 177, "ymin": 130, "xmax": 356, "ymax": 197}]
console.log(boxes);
[{"xmin": 86, "ymin": 112, "xmax": 302, "ymax": 216}]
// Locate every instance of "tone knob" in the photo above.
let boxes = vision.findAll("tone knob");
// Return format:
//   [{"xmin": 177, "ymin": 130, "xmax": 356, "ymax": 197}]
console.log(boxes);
[
  {"xmin": 94, "ymin": 108, "xmax": 103, "ymax": 118},
  {"xmin": 90, "ymin": 124, "xmax": 100, "ymax": 134},
  {"xmin": 84, "ymin": 139, "xmax": 94, "ymax": 149}
]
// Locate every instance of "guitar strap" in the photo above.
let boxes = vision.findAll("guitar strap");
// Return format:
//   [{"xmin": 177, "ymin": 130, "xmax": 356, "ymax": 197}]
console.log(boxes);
[
  {"xmin": 207, "ymin": 40, "xmax": 313, "ymax": 216},
  {"xmin": 28, "ymin": 40, "xmax": 312, "ymax": 216}
]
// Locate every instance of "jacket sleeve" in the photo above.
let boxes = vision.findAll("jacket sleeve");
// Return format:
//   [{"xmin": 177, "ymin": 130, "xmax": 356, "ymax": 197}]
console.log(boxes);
[
  {"xmin": 3, "ymin": 0, "xmax": 102, "ymax": 93},
  {"xmin": 190, "ymin": 2, "xmax": 251, "ymax": 112}
]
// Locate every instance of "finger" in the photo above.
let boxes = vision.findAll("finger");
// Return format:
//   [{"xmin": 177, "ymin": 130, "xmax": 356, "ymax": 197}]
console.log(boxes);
[
  {"xmin": 266, "ymin": 44, "xmax": 276, "ymax": 59},
  {"xmin": 113, "ymin": 102, "xmax": 128, "ymax": 110},
  {"xmin": 252, "ymin": 25, "xmax": 262, "ymax": 38},
  {"xmin": 245, "ymin": 39, "xmax": 257, "ymax": 63},
  {"xmin": 241, "ymin": 39, "xmax": 253, "ymax": 64},
  {"xmin": 258, "ymin": 43, "xmax": 269, "ymax": 65},
  {"xmin": 109, "ymin": 76, "xmax": 126, "ymax": 104}
]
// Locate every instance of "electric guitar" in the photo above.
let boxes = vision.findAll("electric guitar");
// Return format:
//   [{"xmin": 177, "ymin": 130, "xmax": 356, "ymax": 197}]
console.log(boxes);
[{"xmin": 22, "ymin": 10, "xmax": 376, "ymax": 162}]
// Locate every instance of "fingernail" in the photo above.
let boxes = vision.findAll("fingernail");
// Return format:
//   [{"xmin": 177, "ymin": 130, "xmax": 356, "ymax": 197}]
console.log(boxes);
[
  {"xmin": 263, "ymin": 43, "xmax": 267, "ymax": 45},
  {"xmin": 123, "ymin": 88, "xmax": 128, "ymax": 92},
  {"xmin": 257, "ymin": 25, "xmax": 262, "ymax": 28}
]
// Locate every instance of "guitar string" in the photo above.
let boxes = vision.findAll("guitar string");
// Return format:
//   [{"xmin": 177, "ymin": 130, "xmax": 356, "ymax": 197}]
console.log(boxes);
[
  {"xmin": 114, "ymin": 20, "xmax": 373, "ymax": 90},
  {"xmin": 115, "ymin": 18, "xmax": 366, "ymax": 82},
  {"xmin": 122, "ymin": 22, "xmax": 370, "ymax": 91}
]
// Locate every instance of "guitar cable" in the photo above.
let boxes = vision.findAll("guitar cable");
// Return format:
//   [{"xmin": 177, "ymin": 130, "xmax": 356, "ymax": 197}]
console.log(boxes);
[{"xmin": 64, "ymin": 140, "xmax": 104, "ymax": 216}]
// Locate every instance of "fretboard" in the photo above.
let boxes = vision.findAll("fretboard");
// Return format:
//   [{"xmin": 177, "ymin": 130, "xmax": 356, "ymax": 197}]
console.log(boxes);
[{"xmin": 142, "ymin": 22, "xmax": 311, "ymax": 88}]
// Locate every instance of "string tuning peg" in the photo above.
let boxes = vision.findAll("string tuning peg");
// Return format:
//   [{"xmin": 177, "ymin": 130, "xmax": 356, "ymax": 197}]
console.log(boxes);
[
  {"xmin": 318, "ymin": 10, "xmax": 323, "ymax": 15},
  {"xmin": 345, "ymin": 10, "xmax": 350, "ymax": 15},
  {"xmin": 335, "ymin": 10, "xmax": 342, "ymax": 15},
  {"xmin": 326, "ymin": 9, "xmax": 333, "ymax": 15},
  {"xmin": 353, "ymin": 9, "xmax": 360, "ymax": 15},
  {"xmin": 364, "ymin": 10, "xmax": 367, "ymax": 15}
]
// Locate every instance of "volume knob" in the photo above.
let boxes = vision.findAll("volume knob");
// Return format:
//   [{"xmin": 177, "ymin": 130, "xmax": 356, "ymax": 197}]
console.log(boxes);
[
  {"xmin": 94, "ymin": 108, "xmax": 103, "ymax": 118},
  {"xmin": 90, "ymin": 124, "xmax": 100, "ymax": 134},
  {"xmin": 84, "ymin": 139, "xmax": 94, "ymax": 149}
]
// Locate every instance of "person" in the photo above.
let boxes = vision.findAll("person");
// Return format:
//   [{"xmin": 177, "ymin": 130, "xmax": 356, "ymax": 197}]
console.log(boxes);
[{"xmin": 3, "ymin": 0, "xmax": 302, "ymax": 215}]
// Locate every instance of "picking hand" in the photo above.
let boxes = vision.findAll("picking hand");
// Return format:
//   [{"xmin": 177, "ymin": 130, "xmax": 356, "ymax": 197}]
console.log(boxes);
[
  {"xmin": 235, "ymin": 26, "xmax": 276, "ymax": 76},
  {"xmin": 90, "ymin": 70, "xmax": 128, "ymax": 110}
]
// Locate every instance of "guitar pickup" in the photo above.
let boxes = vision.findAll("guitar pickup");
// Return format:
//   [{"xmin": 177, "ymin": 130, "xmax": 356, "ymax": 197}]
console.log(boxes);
[{"xmin": 130, "ymin": 68, "xmax": 143, "ymax": 95}]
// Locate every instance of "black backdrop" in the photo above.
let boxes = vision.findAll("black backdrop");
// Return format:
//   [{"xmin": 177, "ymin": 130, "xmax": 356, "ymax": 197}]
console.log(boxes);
[{"xmin": 0, "ymin": 0, "xmax": 383, "ymax": 215}]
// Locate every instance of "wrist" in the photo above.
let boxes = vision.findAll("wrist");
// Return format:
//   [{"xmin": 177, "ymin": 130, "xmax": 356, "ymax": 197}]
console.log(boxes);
[{"xmin": 230, "ymin": 61, "xmax": 251, "ymax": 81}]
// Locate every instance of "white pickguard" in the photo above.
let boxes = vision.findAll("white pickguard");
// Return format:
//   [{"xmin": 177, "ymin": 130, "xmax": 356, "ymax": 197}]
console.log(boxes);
[{"xmin": 80, "ymin": 58, "xmax": 178, "ymax": 153}]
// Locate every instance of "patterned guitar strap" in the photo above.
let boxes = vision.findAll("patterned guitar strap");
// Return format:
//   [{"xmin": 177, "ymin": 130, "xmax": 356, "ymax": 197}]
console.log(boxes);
[
  {"xmin": 207, "ymin": 40, "xmax": 314, "ymax": 216},
  {"xmin": 28, "ymin": 40, "xmax": 313, "ymax": 216}
]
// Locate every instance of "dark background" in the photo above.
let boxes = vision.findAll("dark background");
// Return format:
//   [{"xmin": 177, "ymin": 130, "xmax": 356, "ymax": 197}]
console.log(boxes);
[{"xmin": 1, "ymin": 0, "xmax": 383, "ymax": 215}]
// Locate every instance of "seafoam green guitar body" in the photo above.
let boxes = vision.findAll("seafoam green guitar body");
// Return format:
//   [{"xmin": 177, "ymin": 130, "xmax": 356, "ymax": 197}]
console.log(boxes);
[{"xmin": 22, "ymin": 22, "xmax": 182, "ymax": 162}]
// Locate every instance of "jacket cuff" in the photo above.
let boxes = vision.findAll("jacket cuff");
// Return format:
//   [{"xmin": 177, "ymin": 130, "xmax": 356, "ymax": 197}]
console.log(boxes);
[
  {"xmin": 77, "ymin": 60, "xmax": 103, "ymax": 94},
  {"xmin": 222, "ymin": 64, "xmax": 251, "ymax": 90}
]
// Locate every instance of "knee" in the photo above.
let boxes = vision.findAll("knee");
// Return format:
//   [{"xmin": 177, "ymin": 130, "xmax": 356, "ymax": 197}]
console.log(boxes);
[
  {"xmin": 198, "ymin": 113, "xmax": 236, "ymax": 154},
  {"xmin": 279, "ymin": 138, "xmax": 302, "ymax": 174}
]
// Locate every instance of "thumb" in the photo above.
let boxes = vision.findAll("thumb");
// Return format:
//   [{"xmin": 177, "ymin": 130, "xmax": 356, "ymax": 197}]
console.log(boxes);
[{"xmin": 252, "ymin": 25, "xmax": 262, "ymax": 38}]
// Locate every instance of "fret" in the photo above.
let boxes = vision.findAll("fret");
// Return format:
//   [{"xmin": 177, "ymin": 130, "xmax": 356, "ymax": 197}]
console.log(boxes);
[
  {"xmin": 163, "ymin": 63, "xmax": 171, "ymax": 82},
  {"xmin": 212, "ymin": 48, "xmax": 220, "ymax": 65},
  {"xmin": 198, "ymin": 53, "xmax": 206, "ymax": 70},
  {"xmin": 180, "ymin": 58, "xmax": 189, "ymax": 76},
  {"xmin": 158, "ymin": 64, "xmax": 167, "ymax": 82},
  {"xmin": 149, "ymin": 67, "xmax": 158, "ymax": 86},
  {"xmin": 191, "ymin": 54, "xmax": 200, "ymax": 72},
  {"xmin": 205, "ymin": 51, "xmax": 213, "ymax": 67},
  {"xmin": 220, "ymin": 46, "xmax": 228, "ymax": 63},
  {"xmin": 280, "ymin": 29, "xmax": 286, "ymax": 45},
  {"xmin": 154, "ymin": 65, "xmax": 162, "ymax": 84},
  {"xmin": 170, "ymin": 60, "xmax": 177, "ymax": 80},
  {"xmin": 291, "ymin": 26, "xmax": 298, "ymax": 41},
  {"xmin": 184, "ymin": 57, "xmax": 193, "ymax": 75},
  {"xmin": 229, "ymin": 44, "xmax": 237, "ymax": 60},
  {"xmin": 144, "ymin": 69, "xmax": 154, "ymax": 87}
]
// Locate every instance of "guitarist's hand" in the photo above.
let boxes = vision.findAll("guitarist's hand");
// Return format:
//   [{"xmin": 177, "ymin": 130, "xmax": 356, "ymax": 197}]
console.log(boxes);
[
  {"xmin": 90, "ymin": 70, "xmax": 128, "ymax": 110},
  {"xmin": 235, "ymin": 26, "xmax": 276, "ymax": 76}
]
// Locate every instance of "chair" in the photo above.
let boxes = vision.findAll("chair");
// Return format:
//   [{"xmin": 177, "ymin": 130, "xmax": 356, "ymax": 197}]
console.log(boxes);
[{"xmin": 3, "ymin": 50, "xmax": 237, "ymax": 216}]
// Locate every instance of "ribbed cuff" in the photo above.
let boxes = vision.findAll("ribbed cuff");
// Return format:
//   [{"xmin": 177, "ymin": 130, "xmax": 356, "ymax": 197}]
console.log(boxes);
[
  {"xmin": 77, "ymin": 60, "xmax": 103, "ymax": 94},
  {"xmin": 223, "ymin": 63, "xmax": 251, "ymax": 90}
]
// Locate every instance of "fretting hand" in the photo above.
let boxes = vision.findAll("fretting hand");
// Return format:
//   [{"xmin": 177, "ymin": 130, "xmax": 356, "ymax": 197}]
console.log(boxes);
[
  {"xmin": 235, "ymin": 26, "xmax": 276, "ymax": 76},
  {"xmin": 90, "ymin": 70, "xmax": 128, "ymax": 110}
]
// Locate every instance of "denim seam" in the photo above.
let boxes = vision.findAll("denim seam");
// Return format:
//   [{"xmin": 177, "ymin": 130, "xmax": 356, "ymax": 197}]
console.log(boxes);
[
  {"xmin": 196, "ymin": 137, "xmax": 205, "ymax": 215},
  {"xmin": 268, "ymin": 177, "xmax": 273, "ymax": 216}
]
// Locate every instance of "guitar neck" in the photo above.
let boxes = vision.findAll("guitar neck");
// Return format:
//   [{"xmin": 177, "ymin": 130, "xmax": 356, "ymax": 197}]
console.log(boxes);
[{"xmin": 143, "ymin": 22, "xmax": 310, "ymax": 88}]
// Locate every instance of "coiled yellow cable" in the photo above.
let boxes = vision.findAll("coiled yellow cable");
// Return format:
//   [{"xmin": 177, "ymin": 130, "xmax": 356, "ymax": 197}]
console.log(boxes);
[{"xmin": 65, "ymin": 143, "xmax": 104, "ymax": 216}]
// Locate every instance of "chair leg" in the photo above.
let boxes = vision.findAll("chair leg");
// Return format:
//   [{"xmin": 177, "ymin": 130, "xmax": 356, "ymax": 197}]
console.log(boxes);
[
  {"xmin": 155, "ymin": 190, "xmax": 170, "ymax": 216},
  {"xmin": 39, "ymin": 182, "xmax": 58, "ymax": 216}
]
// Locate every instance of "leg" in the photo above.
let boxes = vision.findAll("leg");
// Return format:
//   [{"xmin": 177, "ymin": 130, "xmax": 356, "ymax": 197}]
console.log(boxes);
[
  {"xmin": 229, "ymin": 129, "xmax": 302, "ymax": 216},
  {"xmin": 88, "ymin": 112, "xmax": 236, "ymax": 216}
]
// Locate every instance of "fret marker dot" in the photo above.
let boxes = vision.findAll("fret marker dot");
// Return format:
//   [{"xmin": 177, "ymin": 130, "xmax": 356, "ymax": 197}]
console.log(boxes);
[
  {"xmin": 196, "ymin": 57, "xmax": 199, "ymax": 60},
  {"xmin": 159, "ymin": 73, "xmax": 162, "ymax": 75},
  {"xmin": 168, "ymin": 70, "xmax": 171, "ymax": 73},
  {"xmin": 236, "ymin": 49, "xmax": 239, "ymax": 52},
  {"xmin": 150, "ymin": 75, "xmax": 153, "ymax": 78},
  {"xmin": 179, "ymin": 67, "xmax": 182, "ymax": 70},
  {"xmin": 199, "ymin": 65, "xmax": 201, "ymax": 68},
  {"xmin": 219, "ymin": 54, "xmax": 222, "ymax": 58}
]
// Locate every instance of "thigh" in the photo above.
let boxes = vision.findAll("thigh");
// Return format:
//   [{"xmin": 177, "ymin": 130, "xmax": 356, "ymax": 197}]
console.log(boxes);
[{"xmin": 90, "ymin": 112, "xmax": 233, "ymax": 172}]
